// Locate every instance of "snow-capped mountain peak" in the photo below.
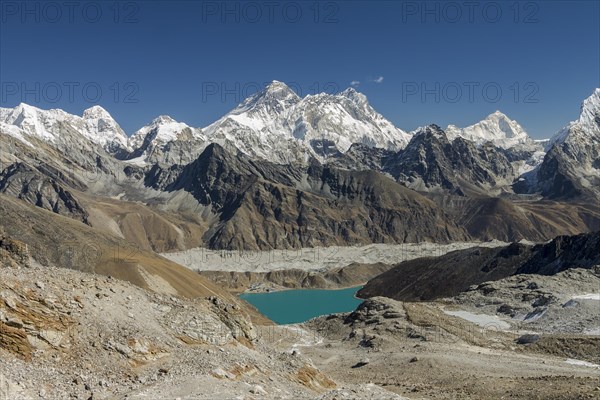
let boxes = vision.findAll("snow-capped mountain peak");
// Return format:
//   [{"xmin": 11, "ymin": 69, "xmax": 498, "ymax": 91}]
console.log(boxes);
[
  {"xmin": 445, "ymin": 110, "xmax": 532, "ymax": 149},
  {"xmin": 485, "ymin": 110, "xmax": 528, "ymax": 138},
  {"xmin": 265, "ymin": 79, "xmax": 296, "ymax": 95},
  {"xmin": 9, "ymin": 102, "xmax": 44, "ymax": 118},
  {"xmin": 550, "ymin": 88, "xmax": 600, "ymax": 146},
  {"xmin": 202, "ymin": 82, "xmax": 412, "ymax": 163},
  {"xmin": 129, "ymin": 115, "xmax": 200, "ymax": 150},
  {"xmin": 82, "ymin": 105, "xmax": 112, "ymax": 120},
  {"xmin": 339, "ymin": 87, "xmax": 368, "ymax": 106},
  {"xmin": 81, "ymin": 105, "xmax": 129, "ymax": 152},
  {"xmin": 0, "ymin": 103, "xmax": 54, "ymax": 145},
  {"xmin": 125, "ymin": 115, "xmax": 206, "ymax": 165},
  {"xmin": 291, "ymin": 88, "xmax": 411, "ymax": 153},
  {"xmin": 231, "ymin": 80, "xmax": 300, "ymax": 117},
  {"xmin": 3, "ymin": 103, "xmax": 55, "ymax": 140},
  {"xmin": 0, "ymin": 103, "xmax": 129, "ymax": 154},
  {"xmin": 11, "ymin": 102, "xmax": 40, "ymax": 118},
  {"xmin": 534, "ymin": 88, "xmax": 600, "ymax": 199},
  {"xmin": 246, "ymin": 80, "xmax": 299, "ymax": 106},
  {"xmin": 149, "ymin": 115, "xmax": 178, "ymax": 126},
  {"xmin": 578, "ymin": 88, "xmax": 600, "ymax": 128}
]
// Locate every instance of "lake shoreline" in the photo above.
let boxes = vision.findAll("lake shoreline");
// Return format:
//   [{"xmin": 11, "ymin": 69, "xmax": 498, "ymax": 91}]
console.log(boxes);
[
  {"xmin": 240, "ymin": 285, "xmax": 364, "ymax": 325},
  {"xmin": 242, "ymin": 281, "xmax": 368, "ymax": 294}
]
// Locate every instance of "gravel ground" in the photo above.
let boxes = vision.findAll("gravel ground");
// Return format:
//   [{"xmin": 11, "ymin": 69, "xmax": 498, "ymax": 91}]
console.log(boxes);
[
  {"xmin": 0, "ymin": 257, "xmax": 402, "ymax": 399},
  {"xmin": 162, "ymin": 241, "xmax": 508, "ymax": 273}
]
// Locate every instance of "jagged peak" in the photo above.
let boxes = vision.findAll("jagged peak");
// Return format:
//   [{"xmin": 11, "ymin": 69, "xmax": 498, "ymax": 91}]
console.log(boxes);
[
  {"xmin": 202, "ymin": 141, "xmax": 226, "ymax": 155},
  {"xmin": 486, "ymin": 110, "xmax": 509, "ymax": 120},
  {"xmin": 231, "ymin": 80, "xmax": 300, "ymax": 114},
  {"xmin": 128, "ymin": 114, "xmax": 198, "ymax": 151},
  {"xmin": 258, "ymin": 80, "xmax": 298, "ymax": 99},
  {"xmin": 412, "ymin": 124, "xmax": 446, "ymax": 138},
  {"xmin": 480, "ymin": 111, "xmax": 524, "ymax": 130},
  {"xmin": 15, "ymin": 102, "xmax": 35, "ymax": 110},
  {"xmin": 444, "ymin": 110, "xmax": 531, "ymax": 150},
  {"xmin": 340, "ymin": 87, "xmax": 358, "ymax": 95},
  {"xmin": 424, "ymin": 124, "xmax": 445, "ymax": 135},
  {"xmin": 550, "ymin": 88, "xmax": 600, "ymax": 146},
  {"xmin": 12, "ymin": 102, "xmax": 41, "ymax": 116},
  {"xmin": 578, "ymin": 88, "xmax": 600, "ymax": 125},
  {"xmin": 82, "ymin": 105, "xmax": 113, "ymax": 120},
  {"xmin": 194, "ymin": 142, "xmax": 235, "ymax": 164},
  {"xmin": 403, "ymin": 125, "xmax": 449, "ymax": 149},
  {"xmin": 10, "ymin": 103, "xmax": 70, "ymax": 119},
  {"xmin": 149, "ymin": 115, "xmax": 179, "ymax": 126},
  {"xmin": 265, "ymin": 80, "xmax": 289, "ymax": 91},
  {"xmin": 339, "ymin": 87, "xmax": 369, "ymax": 105},
  {"xmin": 454, "ymin": 110, "xmax": 522, "ymax": 129}
]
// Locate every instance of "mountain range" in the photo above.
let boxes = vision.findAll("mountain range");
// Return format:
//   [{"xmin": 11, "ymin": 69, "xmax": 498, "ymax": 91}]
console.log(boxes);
[{"xmin": 0, "ymin": 83, "xmax": 598, "ymax": 256}]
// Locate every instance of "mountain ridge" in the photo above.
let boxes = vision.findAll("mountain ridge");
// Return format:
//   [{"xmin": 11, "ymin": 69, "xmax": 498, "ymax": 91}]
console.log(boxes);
[
  {"xmin": 1, "ymin": 82, "xmax": 558, "ymax": 170},
  {"xmin": 1, "ymin": 85, "xmax": 598, "ymax": 253}
]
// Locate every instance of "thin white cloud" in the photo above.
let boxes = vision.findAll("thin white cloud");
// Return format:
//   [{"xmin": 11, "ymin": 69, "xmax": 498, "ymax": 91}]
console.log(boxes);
[
  {"xmin": 373, "ymin": 76, "xmax": 384, "ymax": 83},
  {"xmin": 350, "ymin": 80, "xmax": 360, "ymax": 87}
]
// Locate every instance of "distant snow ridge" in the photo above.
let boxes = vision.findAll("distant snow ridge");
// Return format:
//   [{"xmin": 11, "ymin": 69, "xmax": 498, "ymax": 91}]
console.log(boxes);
[
  {"xmin": 129, "ymin": 115, "xmax": 203, "ymax": 149},
  {"xmin": 444, "ymin": 110, "xmax": 547, "ymax": 174},
  {"xmin": 445, "ymin": 111, "xmax": 534, "ymax": 150},
  {"xmin": 289, "ymin": 87, "xmax": 412, "ymax": 153},
  {"xmin": 125, "ymin": 115, "xmax": 207, "ymax": 165},
  {"xmin": 202, "ymin": 81, "xmax": 411, "ymax": 163},
  {"xmin": 0, "ymin": 103, "xmax": 129, "ymax": 154},
  {"xmin": 0, "ymin": 103, "xmax": 65, "ymax": 143},
  {"xmin": 7, "ymin": 83, "xmax": 596, "ymax": 178}
]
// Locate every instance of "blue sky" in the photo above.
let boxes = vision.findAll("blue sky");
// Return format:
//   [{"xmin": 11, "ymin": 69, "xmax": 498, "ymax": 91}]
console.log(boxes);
[{"xmin": 1, "ymin": 1, "xmax": 599, "ymax": 139}]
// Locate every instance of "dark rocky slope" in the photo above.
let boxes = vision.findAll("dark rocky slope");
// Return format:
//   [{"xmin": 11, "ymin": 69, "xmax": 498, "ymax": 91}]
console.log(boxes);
[
  {"xmin": 358, "ymin": 231, "xmax": 600, "ymax": 301},
  {"xmin": 147, "ymin": 143, "xmax": 470, "ymax": 250},
  {"xmin": 330, "ymin": 125, "xmax": 517, "ymax": 196}
]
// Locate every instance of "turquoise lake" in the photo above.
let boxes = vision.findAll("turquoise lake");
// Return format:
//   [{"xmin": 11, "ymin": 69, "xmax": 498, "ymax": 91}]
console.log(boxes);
[{"xmin": 240, "ymin": 286, "xmax": 363, "ymax": 324}]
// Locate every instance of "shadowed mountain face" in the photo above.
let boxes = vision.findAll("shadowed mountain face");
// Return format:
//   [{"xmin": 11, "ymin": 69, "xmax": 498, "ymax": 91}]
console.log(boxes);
[
  {"xmin": 330, "ymin": 125, "xmax": 517, "ymax": 197},
  {"xmin": 383, "ymin": 126, "xmax": 516, "ymax": 195},
  {"xmin": 358, "ymin": 231, "xmax": 600, "ymax": 302},
  {"xmin": 534, "ymin": 140, "xmax": 600, "ymax": 200},
  {"xmin": 516, "ymin": 232, "xmax": 600, "ymax": 275},
  {"xmin": 145, "ymin": 144, "xmax": 470, "ymax": 250},
  {"xmin": 357, "ymin": 244, "xmax": 534, "ymax": 301},
  {"xmin": 0, "ymin": 162, "xmax": 89, "ymax": 223},
  {"xmin": 516, "ymin": 89, "xmax": 600, "ymax": 201}
]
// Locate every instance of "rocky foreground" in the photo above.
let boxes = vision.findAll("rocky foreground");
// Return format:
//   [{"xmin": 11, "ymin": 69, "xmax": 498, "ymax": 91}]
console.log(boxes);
[
  {"xmin": 302, "ymin": 291, "xmax": 600, "ymax": 399},
  {"xmin": 0, "ymin": 234, "xmax": 405, "ymax": 400},
  {"xmin": 2, "ymin": 232, "xmax": 599, "ymax": 399}
]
